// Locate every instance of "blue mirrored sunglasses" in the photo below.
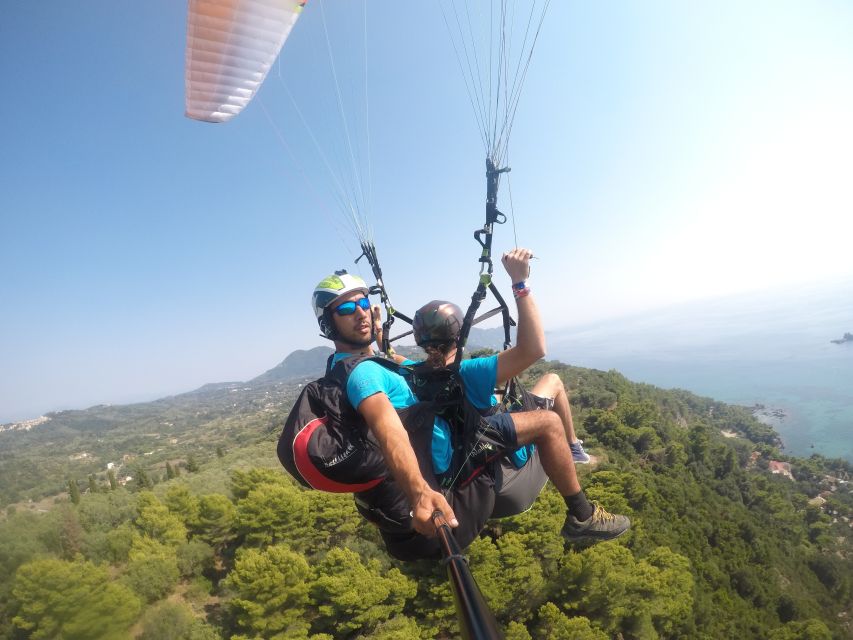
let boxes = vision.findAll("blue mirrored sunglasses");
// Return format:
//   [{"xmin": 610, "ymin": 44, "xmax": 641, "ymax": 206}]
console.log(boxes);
[{"xmin": 333, "ymin": 297, "xmax": 371, "ymax": 316}]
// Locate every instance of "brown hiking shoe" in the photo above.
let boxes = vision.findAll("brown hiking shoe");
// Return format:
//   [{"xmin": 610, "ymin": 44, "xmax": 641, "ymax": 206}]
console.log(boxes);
[{"xmin": 561, "ymin": 503, "xmax": 630, "ymax": 542}]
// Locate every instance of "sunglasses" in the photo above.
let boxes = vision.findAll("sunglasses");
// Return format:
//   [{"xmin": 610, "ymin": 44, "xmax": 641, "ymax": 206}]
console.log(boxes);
[{"xmin": 333, "ymin": 297, "xmax": 371, "ymax": 316}]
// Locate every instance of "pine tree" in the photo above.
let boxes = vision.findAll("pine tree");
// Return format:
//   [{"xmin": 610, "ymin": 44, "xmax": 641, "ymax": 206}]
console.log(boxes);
[
  {"xmin": 135, "ymin": 466, "xmax": 153, "ymax": 490},
  {"xmin": 68, "ymin": 480, "xmax": 81, "ymax": 505},
  {"xmin": 186, "ymin": 456, "xmax": 199, "ymax": 473},
  {"xmin": 87, "ymin": 474, "xmax": 99, "ymax": 494},
  {"xmin": 12, "ymin": 558, "xmax": 141, "ymax": 637},
  {"xmin": 165, "ymin": 462, "xmax": 176, "ymax": 480},
  {"xmin": 216, "ymin": 446, "xmax": 225, "ymax": 459},
  {"xmin": 107, "ymin": 468, "xmax": 118, "ymax": 491}
]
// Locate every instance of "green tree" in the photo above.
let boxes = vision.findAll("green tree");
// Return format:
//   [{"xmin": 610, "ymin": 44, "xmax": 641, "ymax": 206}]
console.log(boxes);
[
  {"xmin": 104, "ymin": 523, "xmax": 136, "ymax": 564},
  {"xmin": 166, "ymin": 461, "xmax": 177, "ymax": 480},
  {"xmin": 216, "ymin": 445, "xmax": 225, "ymax": 458},
  {"xmin": 304, "ymin": 490, "xmax": 366, "ymax": 553},
  {"xmin": 68, "ymin": 479, "xmax": 81, "ymax": 505},
  {"xmin": 135, "ymin": 491, "xmax": 187, "ymax": 545},
  {"xmin": 355, "ymin": 614, "xmax": 424, "ymax": 639},
  {"xmin": 468, "ymin": 533, "xmax": 545, "ymax": 621},
  {"xmin": 224, "ymin": 544, "xmax": 313, "ymax": 638},
  {"xmin": 177, "ymin": 539, "xmax": 215, "ymax": 578},
  {"xmin": 558, "ymin": 544, "xmax": 693, "ymax": 638},
  {"xmin": 196, "ymin": 493, "xmax": 236, "ymax": 552},
  {"xmin": 56, "ymin": 506, "xmax": 85, "ymax": 560},
  {"xmin": 469, "ymin": 347, "xmax": 498, "ymax": 358},
  {"xmin": 135, "ymin": 466, "xmax": 154, "ymax": 490},
  {"xmin": 235, "ymin": 482, "xmax": 310, "ymax": 547},
  {"xmin": 0, "ymin": 511, "xmax": 53, "ymax": 580},
  {"xmin": 107, "ymin": 468, "xmax": 118, "ymax": 490},
  {"xmin": 76, "ymin": 488, "xmax": 137, "ymax": 533},
  {"xmin": 230, "ymin": 467, "xmax": 287, "ymax": 499},
  {"xmin": 164, "ymin": 483, "xmax": 201, "ymax": 528},
  {"xmin": 138, "ymin": 601, "xmax": 221, "ymax": 640},
  {"xmin": 504, "ymin": 621, "xmax": 533, "ymax": 640},
  {"xmin": 186, "ymin": 455, "xmax": 200, "ymax": 473},
  {"xmin": 87, "ymin": 474, "xmax": 100, "ymax": 494},
  {"xmin": 311, "ymin": 547, "xmax": 416, "ymax": 636},
  {"xmin": 768, "ymin": 619, "xmax": 833, "ymax": 640},
  {"xmin": 534, "ymin": 603, "xmax": 607, "ymax": 640},
  {"xmin": 122, "ymin": 538, "xmax": 180, "ymax": 603},
  {"xmin": 12, "ymin": 557, "xmax": 141, "ymax": 639}
]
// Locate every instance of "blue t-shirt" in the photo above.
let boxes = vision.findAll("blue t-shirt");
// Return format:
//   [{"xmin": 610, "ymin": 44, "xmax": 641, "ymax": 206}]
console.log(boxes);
[
  {"xmin": 333, "ymin": 353, "xmax": 418, "ymax": 410},
  {"xmin": 457, "ymin": 354, "xmax": 534, "ymax": 468},
  {"xmin": 338, "ymin": 353, "xmax": 528, "ymax": 472}
]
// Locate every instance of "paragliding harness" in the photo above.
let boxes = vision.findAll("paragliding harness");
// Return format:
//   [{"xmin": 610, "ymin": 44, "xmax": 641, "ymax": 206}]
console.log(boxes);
[
  {"xmin": 278, "ymin": 354, "xmax": 396, "ymax": 494},
  {"xmin": 277, "ymin": 353, "xmax": 502, "ymax": 492},
  {"xmin": 407, "ymin": 361, "xmax": 509, "ymax": 489},
  {"xmin": 277, "ymin": 353, "xmax": 506, "ymax": 560}
]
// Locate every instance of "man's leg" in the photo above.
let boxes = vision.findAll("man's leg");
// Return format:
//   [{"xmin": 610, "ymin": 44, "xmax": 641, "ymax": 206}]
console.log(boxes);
[
  {"xmin": 511, "ymin": 410, "xmax": 580, "ymax": 496},
  {"xmin": 510, "ymin": 410, "xmax": 630, "ymax": 541},
  {"xmin": 530, "ymin": 373, "xmax": 590, "ymax": 463}
]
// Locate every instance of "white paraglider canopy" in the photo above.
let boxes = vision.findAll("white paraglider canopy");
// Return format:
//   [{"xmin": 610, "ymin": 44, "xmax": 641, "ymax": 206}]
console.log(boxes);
[{"xmin": 185, "ymin": 0, "xmax": 306, "ymax": 123}]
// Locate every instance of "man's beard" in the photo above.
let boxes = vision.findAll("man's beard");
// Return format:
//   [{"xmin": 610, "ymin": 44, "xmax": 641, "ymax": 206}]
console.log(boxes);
[{"xmin": 339, "ymin": 327, "xmax": 375, "ymax": 349}]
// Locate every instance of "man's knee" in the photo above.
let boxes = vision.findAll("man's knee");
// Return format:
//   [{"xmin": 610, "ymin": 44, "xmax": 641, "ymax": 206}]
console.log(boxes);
[
  {"xmin": 542, "ymin": 372, "xmax": 561, "ymax": 387},
  {"xmin": 533, "ymin": 372, "xmax": 564, "ymax": 398},
  {"xmin": 530, "ymin": 409, "xmax": 563, "ymax": 438},
  {"xmin": 512, "ymin": 409, "xmax": 562, "ymax": 444}
]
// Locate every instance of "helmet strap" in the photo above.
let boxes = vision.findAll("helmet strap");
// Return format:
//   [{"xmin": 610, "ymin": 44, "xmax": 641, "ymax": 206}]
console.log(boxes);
[{"xmin": 320, "ymin": 309, "xmax": 338, "ymax": 341}]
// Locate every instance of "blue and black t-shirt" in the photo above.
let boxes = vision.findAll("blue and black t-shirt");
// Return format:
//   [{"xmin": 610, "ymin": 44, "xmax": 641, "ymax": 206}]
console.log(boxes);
[{"xmin": 336, "ymin": 353, "xmax": 529, "ymax": 472}]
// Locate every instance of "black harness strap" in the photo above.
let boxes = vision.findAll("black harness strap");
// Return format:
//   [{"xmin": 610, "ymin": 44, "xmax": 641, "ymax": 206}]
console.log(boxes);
[
  {"xmin": 455, "ymin": 158, "xmax": 516, "ymax": 367},
  {"xmin": 356, "ymin": 241, "xmax": 413, "ymax": 354}
]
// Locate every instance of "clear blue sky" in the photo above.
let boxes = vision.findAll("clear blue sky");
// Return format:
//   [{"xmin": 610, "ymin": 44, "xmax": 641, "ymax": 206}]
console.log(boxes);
[{"xmin": 2, "ymin": 1, "xmax": 852, "ymax": 422}]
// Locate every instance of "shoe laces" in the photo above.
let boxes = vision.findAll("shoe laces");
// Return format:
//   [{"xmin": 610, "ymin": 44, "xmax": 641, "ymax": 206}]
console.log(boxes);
[{"xmin": 590, "ymin": 503, "xmax": 616, "ymax": 523}]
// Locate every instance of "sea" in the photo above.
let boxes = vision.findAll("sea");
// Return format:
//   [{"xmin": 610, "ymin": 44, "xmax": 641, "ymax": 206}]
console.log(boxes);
[{"xmin": 547, "ymin": 280, "xmax": 853, "ymax": 463}]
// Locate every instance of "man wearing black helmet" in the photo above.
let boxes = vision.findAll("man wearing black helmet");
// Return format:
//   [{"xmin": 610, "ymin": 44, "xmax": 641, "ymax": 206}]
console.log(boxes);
[
  {"xmin": 298, "ymin": 257, "xmax": 628, "ymax": 557},
  {"xmin": 410, "ymin": 248, "xmax": 630, "ymax": 541},
  {"xmin": 301, "ymin": 267, "xmax": 552, "ymax": 556}
]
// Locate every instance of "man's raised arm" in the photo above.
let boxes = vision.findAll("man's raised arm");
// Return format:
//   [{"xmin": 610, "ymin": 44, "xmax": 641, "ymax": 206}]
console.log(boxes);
[{"xmin": 496, "ymin": 248, "xmax": 546, "ymax": 385}]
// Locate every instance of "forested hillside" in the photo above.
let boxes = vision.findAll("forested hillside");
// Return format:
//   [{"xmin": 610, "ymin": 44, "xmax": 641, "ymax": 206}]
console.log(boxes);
[{"xmin": 1, "ymin": 359, "xmax": 851, "ymax": 639}]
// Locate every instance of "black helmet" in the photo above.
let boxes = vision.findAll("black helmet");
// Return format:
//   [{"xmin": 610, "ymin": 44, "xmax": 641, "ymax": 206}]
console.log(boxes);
[{"xmin": 413, "ymin": 300, "xmax": 464, "ymax": 346}]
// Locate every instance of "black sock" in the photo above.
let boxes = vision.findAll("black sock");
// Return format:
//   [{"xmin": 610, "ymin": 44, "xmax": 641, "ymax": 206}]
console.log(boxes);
[{"xmin": 564, "ymin": 490, "xmax": 593, "ymax": 522}]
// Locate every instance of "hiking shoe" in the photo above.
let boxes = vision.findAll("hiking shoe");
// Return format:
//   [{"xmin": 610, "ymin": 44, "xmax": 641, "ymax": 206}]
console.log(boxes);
[
  {"xmin": 562, "ymin": 504, "xmax": 630, "ymax": 542},
  {"xmin": 570, "ymin": 439, "xmax": 591, "ymax": 464}
]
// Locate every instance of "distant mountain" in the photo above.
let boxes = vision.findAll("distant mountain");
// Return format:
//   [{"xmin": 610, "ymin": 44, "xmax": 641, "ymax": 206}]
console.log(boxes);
[
  {"xmin": 250, "ymin": 343, "xmax": 434, "ymax": 384},
  {"xmin": 251, "ymin": 346, "xmax": 334, "ymax": 383},
  {"xmin": 465, "ymin": 326, "xmax": 518, "ymax": 351}
]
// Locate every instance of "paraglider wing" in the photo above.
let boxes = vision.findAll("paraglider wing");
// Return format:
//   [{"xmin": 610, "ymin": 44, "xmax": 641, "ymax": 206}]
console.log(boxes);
[{"xmin": 185, "ymin": 0, "xmax": 306, "ymax": 123}]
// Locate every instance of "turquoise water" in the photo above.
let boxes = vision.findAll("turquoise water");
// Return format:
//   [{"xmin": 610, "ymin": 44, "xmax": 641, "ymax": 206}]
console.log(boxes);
[{"xmin": 549, "ymin": 281, "xmax": 853, "ymax": 462}]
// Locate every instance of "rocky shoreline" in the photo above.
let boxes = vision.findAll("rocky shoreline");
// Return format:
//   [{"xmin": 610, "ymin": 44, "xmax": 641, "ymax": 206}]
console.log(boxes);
[{"xmin": 752, "ymin": 403, "xmax": 787, "ymax": 421}]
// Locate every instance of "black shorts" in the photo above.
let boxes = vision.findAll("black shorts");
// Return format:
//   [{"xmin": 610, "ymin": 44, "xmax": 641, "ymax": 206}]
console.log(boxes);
[{"xmin": 482, "ymin": 411, "xmax": 518, "ymax": 449}]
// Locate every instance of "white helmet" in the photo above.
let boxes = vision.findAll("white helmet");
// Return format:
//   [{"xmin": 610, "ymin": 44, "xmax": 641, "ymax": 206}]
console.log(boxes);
[{"xmin": 311, "ymin": 270, "xmax": 370, "ymax": 338}]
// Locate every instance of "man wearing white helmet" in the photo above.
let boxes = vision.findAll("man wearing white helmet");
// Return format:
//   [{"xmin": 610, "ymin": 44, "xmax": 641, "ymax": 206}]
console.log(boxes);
[
  {"xmin": 300, "ymin": 252, "xmax": 628, "ymax": 552},
  {"xmin": 307, "ymin": 270, "xmax": 460, "ymax": 545}
]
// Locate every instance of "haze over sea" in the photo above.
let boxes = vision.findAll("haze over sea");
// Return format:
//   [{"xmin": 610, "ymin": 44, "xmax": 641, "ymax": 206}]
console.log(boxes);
[{"xmin": 548, "ymin": 279, "xmax": 853, "ymax": 463}]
